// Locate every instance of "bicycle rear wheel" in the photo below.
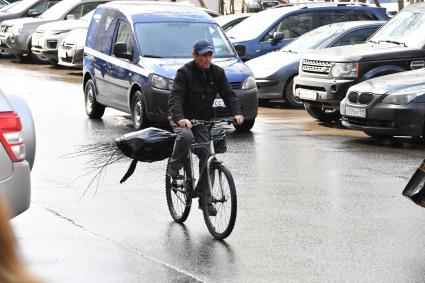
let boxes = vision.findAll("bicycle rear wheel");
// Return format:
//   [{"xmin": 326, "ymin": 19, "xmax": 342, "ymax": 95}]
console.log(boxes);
[
  {"xmin": 202, "ymin": 162, "xmax": 237, "ymax": 240},
  {"xmin": 165, "ymin": 159, "xmax": 192, "ymax": 223}
]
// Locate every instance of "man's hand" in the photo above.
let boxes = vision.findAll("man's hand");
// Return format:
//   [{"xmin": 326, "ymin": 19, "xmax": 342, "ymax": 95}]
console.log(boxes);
[
  {"xmin": 178, "ymin": 119, "xmax": 192, "ymax": 128},
  {"xmin": 234, "ymin": 115, "xmax": 244, "ymax": 125}
]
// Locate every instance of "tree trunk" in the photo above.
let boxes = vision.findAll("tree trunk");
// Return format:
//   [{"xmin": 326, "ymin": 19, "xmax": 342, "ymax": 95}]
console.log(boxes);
[
  {"xmin": 373, "ymin": 0, "xmax": 381, "ymax": 7},
  {"xmin": 198, "ymin": 0, "xmax": 206, "ymax": 8},
  {"xmin": 398, "ymin": 0, "xmax": 404, "ymax": 11}
]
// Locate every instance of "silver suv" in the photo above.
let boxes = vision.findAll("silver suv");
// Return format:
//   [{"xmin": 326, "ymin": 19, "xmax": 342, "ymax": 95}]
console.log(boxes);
[{"xmin": 0, "ymin": 89, "xmax": 36, "ymax": 217}]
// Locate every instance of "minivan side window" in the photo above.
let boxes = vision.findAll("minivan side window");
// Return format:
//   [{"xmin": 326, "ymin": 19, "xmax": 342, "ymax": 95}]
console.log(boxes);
[
  {"xmin": 92, "ymin": 11, "xmax": 116, "ymax": 54},
  {"xmin": 114, "ymin": 21, "xmax": 134, "ymax": 59},
  {"xmin": 316, "ymin": 9, "xmax": 376, "ymax": 26},
  {"xmin": 332, "ymin": 27, "xmax": 378, "ymax": 47},
  {"xmin": 261, "ymin": 12, "xmax": 314, "ymax": 42}
]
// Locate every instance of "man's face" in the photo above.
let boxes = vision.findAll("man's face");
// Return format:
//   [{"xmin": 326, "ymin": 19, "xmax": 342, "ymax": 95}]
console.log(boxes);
[{"xmin": 193, "ymin": 51, "xmax": 213, "ymax": 70}]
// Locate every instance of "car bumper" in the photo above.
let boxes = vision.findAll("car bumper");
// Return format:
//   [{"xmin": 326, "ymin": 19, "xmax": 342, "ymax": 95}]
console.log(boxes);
[
  {"xmin": 341, "ymin": 99, "xmax": 425, "ymax": 136},
  {"xmin": 31, "ymin": 47, "xmax": 57, "ymax": 61},
  {"xmin": 256, "ymin": 79, "xmax": 283, "ymax": 99},
  {"xmin": 294, "ymin": 75, "xmax": 355, "ymax": 109},
  {"xmin": 58, "ymin": 46, "xmax": 83, "ymax": 68},
  {"xmin": 0, "ymin": 161, "xmax": 31, "ymax": 217},
  {"xmin": 0, "ymin": 32, "xmax": 28, "ymax": 55},
  {"xmin": 143, "ymin": 87, "xmax": 258, "ymax": 122}
]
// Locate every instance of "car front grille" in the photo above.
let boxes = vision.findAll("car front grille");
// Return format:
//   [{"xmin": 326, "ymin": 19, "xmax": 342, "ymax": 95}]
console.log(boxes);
[
  {"xmin": 301, "ymin": 59, "xmax": 331, "ymax": 75},
  {"xmin": 0, "ymin": 25, "xmax": 10, "ymax": 33},
  {"xmin": 343, "ymin": 117, "xmax": 396, "ymax": 128},
  {"xmin": 230, "ymin": 82, "xmax": 242, "ymax": 89},
  {"xmin": 347, "ymin": 91, "xmax": 375, "ymax": 105},
  {"xmin": 47, "ymin": 40, "xmax": 57, "ymax": 49}
]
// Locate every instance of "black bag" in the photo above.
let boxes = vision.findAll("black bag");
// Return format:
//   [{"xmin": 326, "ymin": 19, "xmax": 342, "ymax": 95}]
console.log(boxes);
[
  {"xmin": 212, "ymin": 127, "xmax": 226, "ymax": 153},
  {"xmin": 116, "ymin": 127, "xmax": 176, "ymax": 162},
  {"xmin": 402, "ymin": 159, "xmax": 425, "ymax": 207}
]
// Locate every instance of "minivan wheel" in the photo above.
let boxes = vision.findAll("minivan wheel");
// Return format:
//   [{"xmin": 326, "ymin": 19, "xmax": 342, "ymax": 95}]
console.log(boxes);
[
  {"xmin": 84, "ymin": 79, "xmax": 105, "ymax": 119},
  {"xmin": 234, "ymin": 119, "xmax": 255, "ymax": 131},
  {"xmin": 304, "ymin": 103, "xmax": 340, "ymax": 122},
  {"xmin": 284, "ymin": 78, "xmax": 303, "ymax": 108},
  {"xmin": 132, "ymin": 91, "xmax": 149, "ymax": 130}
]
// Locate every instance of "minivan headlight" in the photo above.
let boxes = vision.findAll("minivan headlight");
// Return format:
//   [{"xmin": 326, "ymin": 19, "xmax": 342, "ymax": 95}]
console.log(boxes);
[
  {"xmin": 241, "ymin": 75, "xmax": 256, "ymax": 90},
  {"xmin": 150, "ymin": 74, "xmax": 174, "ymax": 91},
  {"xmin": 381, "ymin": 91, "xmax": 425, "ymax": 105},
  {"xmin": 331, "ymin": 63, "xmax": 358, "ymax": 79}
]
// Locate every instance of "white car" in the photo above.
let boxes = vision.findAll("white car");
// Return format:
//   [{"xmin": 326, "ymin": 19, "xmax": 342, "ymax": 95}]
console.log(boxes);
[
  {"xmin": 57, "ymin": 26, "xmax": 85, "ymax": 67},
  {"xmin": 0, "ymin": 0, "xmax": 107, "ymax": 61},
  {"xmin": 31, "ymin": 9, "xmax": 92, "ymax": 62},
  {"xmin": 0, "ymin": 89, "xmax": 36, "ymax": 218}
]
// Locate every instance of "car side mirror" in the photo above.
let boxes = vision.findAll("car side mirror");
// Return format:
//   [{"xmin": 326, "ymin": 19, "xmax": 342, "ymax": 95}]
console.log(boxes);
[
  {"xmin": 26, "ymin": 8, "xmax": 42, "ymax": 17},
  {"xmin": 234, "ymin": 44, "xmax": 246, "ymax": 57},
  {"xmin": 271, "ymin": 31, "xmax": 284, "ymax": 46},
  {"xmin": 114, "ymin": 42, "xmax": 133, "ymax": 60}
]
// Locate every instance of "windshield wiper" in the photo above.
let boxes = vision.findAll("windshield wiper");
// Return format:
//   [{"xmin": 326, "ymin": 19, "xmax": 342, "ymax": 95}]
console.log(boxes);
[
  {"xmin": 143, "ymin": 55, "xmax": 162, "ymax": 58},
  {"xmin": 368, "ymin": 40, "xmax": 377, "ymax": 44},
  {"xmin": 378, "ymin": 40, "xmax": 406, "ymax": 47}
]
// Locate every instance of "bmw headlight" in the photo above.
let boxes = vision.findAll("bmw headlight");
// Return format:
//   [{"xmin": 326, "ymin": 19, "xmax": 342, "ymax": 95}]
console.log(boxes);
[
  {"xmin": 150, "ymin": 74, "xmax": 174, "ymax": 91},
  {"xmin": 381, "ymin": 91, "xmax": 425, "ymax": 105},
  {"xmin": 330, "ymin": 63, "xmax": 358, "ymax": 79},
  {"xmin": 241, "ymin": 75, "xmax": 256, "ymax": 90},
  {"xmin": 12, "ymin": 24, "xmax": 23, "ymax": 35}
]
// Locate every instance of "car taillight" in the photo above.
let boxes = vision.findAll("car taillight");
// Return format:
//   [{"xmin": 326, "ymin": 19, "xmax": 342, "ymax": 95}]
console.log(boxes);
[{"xmin": 0, "ymin": 112, "xmax": 25, "ymax": 162}]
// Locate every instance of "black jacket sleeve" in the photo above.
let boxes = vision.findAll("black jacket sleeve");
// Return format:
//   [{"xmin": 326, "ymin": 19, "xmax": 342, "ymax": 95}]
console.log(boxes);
[
  {"xmin": 215, "ymin": 67, "xmax": 242, "ymax": 116},
  {"xmin": 168, "ymin": 68, "xmax": 187, "ymax": 124}
]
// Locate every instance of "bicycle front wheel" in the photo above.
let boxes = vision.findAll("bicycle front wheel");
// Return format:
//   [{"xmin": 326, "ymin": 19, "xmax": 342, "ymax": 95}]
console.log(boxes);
[
  {"xmin": 202, "ymin": 162, "xmax": 237, "ymax": 240},
  {"xmin": 165, "ymin": 159, "xmax": 192, "ymax": 223}
]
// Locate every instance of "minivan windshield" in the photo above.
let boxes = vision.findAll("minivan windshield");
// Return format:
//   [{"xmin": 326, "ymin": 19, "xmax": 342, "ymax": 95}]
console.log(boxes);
[
  {"xmin": 134, "ymin": 22, "xmax": 236, "ymax": 59},
  {"xmin": 369, "ymin": 9, "xmax": 425, "ymax": 48},
  {"xmin": 281, "ymin": 25, "xmax": 345, "ymax": 53}
]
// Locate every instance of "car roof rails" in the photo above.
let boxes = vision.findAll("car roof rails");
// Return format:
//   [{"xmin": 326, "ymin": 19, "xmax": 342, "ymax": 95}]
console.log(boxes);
[{"xmin": 272, "ymin": 1, "xmax": 370, "ymax": 9}]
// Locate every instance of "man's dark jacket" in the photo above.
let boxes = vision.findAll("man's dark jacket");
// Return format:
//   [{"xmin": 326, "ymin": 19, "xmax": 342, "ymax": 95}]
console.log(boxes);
[{"xmin": 168, "ymin": 60, "xmax": 242, "ymax": 123}]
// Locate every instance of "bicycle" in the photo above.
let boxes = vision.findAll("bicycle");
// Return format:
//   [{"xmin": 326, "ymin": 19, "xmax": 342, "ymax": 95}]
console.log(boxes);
[{"xmin": 165, "ymin": 118, "xmax": 237, "ymax": 240}]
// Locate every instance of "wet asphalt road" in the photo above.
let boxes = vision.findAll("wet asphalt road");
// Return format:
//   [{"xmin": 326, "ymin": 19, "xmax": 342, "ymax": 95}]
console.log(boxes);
[{"xmin": 2, "ymin": 58, "xmax": 425, "ymax": 282}]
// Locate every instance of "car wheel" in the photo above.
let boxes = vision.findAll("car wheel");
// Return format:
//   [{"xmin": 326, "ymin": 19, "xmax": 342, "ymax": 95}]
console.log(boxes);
[
  {"xmin": 364, "ymin": 132, "xmax": 393, "ymax": 139},
  {"xmin": 233, "ymin": 119, "xmax": 255, "ymax": 131},
  {"xmin": 132, "ymin": 90, "xmax": 149, "ymax": 130},
  {"xmin": 304, "ymin": 103, "xmax": 340, "ymax": 122},
  {"xmin": 84, "ymin": 79, "xmax": 105, "ymax": 119},
  {"xmin": 284, "ymin": 77, "xmax": 303, "ymax": 108}
]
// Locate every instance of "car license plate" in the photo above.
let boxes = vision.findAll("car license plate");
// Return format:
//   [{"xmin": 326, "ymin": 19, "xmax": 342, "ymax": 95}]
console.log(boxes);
[
  {"xmin": 213, "ymin": 98, "xmax": 225, "ymax": 107},
  {"xmin": 58, "ymin": 49, "xmax": 67, "ymax": 58},
  {"xmin": 345, "ymin": 106, "xmax": 366, "ymax": 118},
  {"xmin": 298, "ymin": 89, "xmax": 317, "ymax": 101}
]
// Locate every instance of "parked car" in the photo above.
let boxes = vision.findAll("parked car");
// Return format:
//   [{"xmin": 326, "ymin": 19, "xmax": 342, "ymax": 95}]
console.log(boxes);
[
  {"xmin": 215, "ymin": 13, "xmax": 253, "ymax": 32},
  {"xmin": 227, "ymin": 3, "xmax": 387, "ymax": 61},
  {"xmin": 0, "ymin": 89, "xmax": 36, "ymax": 217},
  {"xmin": 83, "ymin": 2, "xmax": 258, "ymax": 131},
  {"xmin": 0, "ymin": 0, "xmax": 107, "ymax": 61},
  {"xmin": 340, "ymin": 69, "xmax": 425, "ymax": 139},
  {"xmin": 0, "ymin": 0, "xmax": 60, "ymax": 22},
  {"xmin": 294, "ymin": 3, "xmax": 425, "ymax": 122},
  {"xmin": 246, "ymin": 20, "xmax": 384, "ymax": 108},
  {"xmin": 0, "ymin": 0, "xmax": 19, "ymax": 12},
  {"xmin": 31, "ymin": 9, "xmax": 92, "ymax": 62},
  {"xmin": 244, "ymin": 0, "xmax": 279, "ymax": 12},
  {"xmin": 57, "ymin": 27, "xmax": 85, "ymax": 67}
]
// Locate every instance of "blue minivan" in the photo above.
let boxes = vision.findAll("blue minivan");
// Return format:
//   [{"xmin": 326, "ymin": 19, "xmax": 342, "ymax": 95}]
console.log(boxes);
[
  {"xmin": 82, "ymin": 2, "xmax": 258, "ymax": 131},
  {"xmin": 227, "ymin": 3, "xmax": 388, "ymax": 61}
]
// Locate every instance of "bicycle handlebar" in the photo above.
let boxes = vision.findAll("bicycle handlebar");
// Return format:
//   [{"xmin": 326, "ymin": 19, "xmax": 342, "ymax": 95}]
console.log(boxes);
[{"xmin": 190, "ymin": 118, "xmax": 235, "ymax": 127}]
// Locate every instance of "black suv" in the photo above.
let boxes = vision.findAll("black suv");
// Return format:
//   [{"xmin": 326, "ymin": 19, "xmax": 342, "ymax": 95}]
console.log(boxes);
[{"xmin": 294, "ymin": 3, "xmax": 425, "ymax": 122}]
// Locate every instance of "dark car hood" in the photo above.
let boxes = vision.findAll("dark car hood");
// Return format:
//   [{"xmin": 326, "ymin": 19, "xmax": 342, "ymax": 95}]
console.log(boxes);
[
  {"xmin": 246, "ymin": 50, "xmax": 301, "ymax": 78},
  {"xmin": 350, "ymin": 68, "xmax": 425, "ymax": 94},
  {"xmin": 140, "ymin": 57, "xmax": 252, "ymax": 82},
  {"xmin": 302, "ymin": 42, "xmax": 425, "ymax": 63}
]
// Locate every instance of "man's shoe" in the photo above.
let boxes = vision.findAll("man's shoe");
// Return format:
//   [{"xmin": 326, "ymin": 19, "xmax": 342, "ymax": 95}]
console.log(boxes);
[{"xmin": 198, "ymin": 198, "xmax": 217, "ymax": 216}]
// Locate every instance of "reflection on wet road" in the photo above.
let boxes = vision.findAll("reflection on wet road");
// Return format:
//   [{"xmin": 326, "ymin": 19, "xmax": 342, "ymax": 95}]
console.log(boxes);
[{"xmin": 2, "ymin": 59, "xmax": 425, "ymax": 282}]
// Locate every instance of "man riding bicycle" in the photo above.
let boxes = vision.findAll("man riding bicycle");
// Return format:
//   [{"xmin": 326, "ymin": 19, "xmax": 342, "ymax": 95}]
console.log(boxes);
[{"xmin": 168, "ymin": 39, "xmax": 244, "ymax": 215}]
